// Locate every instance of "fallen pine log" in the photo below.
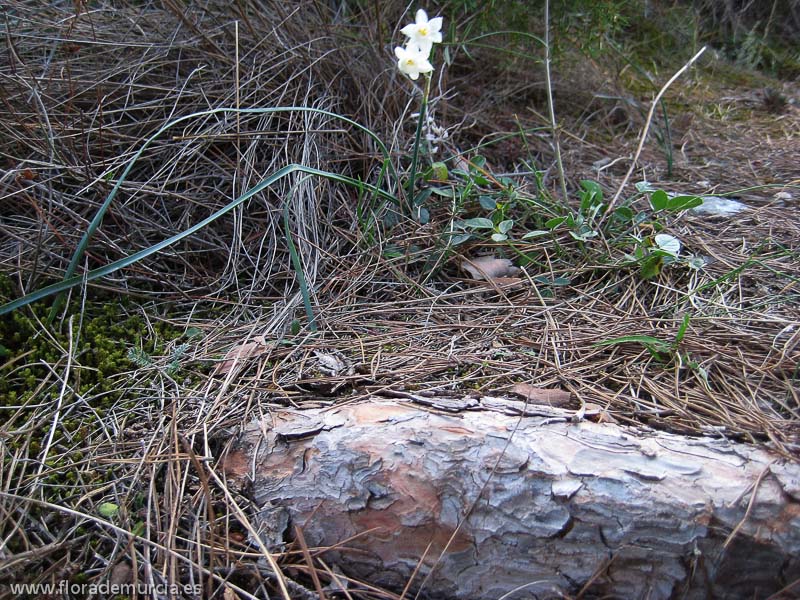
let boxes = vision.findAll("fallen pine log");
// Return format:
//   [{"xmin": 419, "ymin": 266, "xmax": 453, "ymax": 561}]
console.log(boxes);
[{"xmin": 222, "ymin": 397, "xmax": 800, "ymax": 599}]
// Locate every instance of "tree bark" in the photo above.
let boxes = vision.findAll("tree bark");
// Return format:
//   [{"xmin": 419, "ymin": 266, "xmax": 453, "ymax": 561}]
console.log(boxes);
[{"xmin": 223, "ymin": 397, "xmax": 800, "ymax": 600}]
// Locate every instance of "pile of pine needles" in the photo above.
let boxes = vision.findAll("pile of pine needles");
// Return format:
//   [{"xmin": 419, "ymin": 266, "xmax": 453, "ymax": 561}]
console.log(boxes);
[{"xmin": 1, "ymin": 1, "xmax": 798, "ymax": 598}]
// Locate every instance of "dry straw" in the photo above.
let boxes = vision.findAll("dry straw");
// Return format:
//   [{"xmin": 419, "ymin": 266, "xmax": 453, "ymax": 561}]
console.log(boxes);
[{"xmin": 1, "ymin": 1, "xmax": 798, "ymax": 598}]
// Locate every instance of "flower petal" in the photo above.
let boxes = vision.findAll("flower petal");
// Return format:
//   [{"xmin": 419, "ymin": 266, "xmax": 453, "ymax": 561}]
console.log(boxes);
[
  {"xmin": 395, "ymin": 44, "xmax": 433, "ymax": 79},
  {"xmin": 400, "ymin": 23, "xmax": 416, "ymax": 37},
  {"xmin": 415, "ymin": 9, "xmax": 428, "ymax": 24},
  {"xmin": 410, "ymin": 40, "xmax": 433, "ymax": 55}
]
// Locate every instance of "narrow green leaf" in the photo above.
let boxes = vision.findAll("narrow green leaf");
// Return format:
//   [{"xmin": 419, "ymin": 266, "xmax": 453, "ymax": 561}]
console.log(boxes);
[
  {"xmin": 413, "ymin": 187, "xmax": 433, "ymax": 206},
  {"xmin": 46, "ymin": 106, "xmax": 398, "ymax": 324},
  {"xmin": 0, "ymin": 164, "xmax": 398, "ymax": 316},
  {"xmin": 545, "ymin": 216, "xmax": 567, "ymax": 230},
  {"xmin": 614, "ymin": 206, "xmax": 634, "ymax": 221},
  {"xmin": 674, "ymin": 314, "xmax": 691, "ymax": 345},
  {"xmin": 521, "ymin": 230, "xmax": 549, "ymax": 239},
  {"xmin": 430, "ymin": 186, "xmax": 458, "ymax": 198},
  {"xmin": 595, "ymin": 335, "xmax": 671, "ymax": 353},
  {"xmin": 284, "ymin": 187, "xmax": 317, "ymax": 332},
  {"xmin": 382, "ymin": 245, "xmax": 403, "ymax": 259}
]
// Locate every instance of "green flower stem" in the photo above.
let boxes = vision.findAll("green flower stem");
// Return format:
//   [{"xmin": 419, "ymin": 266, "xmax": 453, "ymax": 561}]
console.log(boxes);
[{"xmin": 406, "ymin": 72, "xmax": 432, "ymax": 205}]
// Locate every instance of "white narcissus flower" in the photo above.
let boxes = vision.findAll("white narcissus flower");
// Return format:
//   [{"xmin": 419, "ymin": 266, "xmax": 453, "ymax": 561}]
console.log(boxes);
[
  {"xmin": 394, "ymin": 44, "xmax": 433, "ymax": 80},
  {"xmin": 400, "ymin": 9, "xmax": 443, "ymax": 54}
]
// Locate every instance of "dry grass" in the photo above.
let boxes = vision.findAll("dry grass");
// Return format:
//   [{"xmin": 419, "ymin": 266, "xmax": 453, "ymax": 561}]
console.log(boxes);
[{"xmin": 1, "ymin": 1, "xmax": 798, "ymax": 598}]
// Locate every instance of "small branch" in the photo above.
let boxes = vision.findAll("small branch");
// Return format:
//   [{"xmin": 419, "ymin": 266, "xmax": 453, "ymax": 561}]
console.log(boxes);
[
  {"xmin": 544, "ymin": 0, "xmax": 568, "ymax": 206},
  {"xmin": 601, "ymin": 46, "xmax": 706, "ymax": 223}
]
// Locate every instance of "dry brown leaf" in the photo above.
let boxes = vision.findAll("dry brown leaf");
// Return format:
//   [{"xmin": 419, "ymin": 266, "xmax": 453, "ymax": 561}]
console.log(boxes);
[
  {"xmin": 575, "ymin": 401, "xmax": 619, "ymax": 424},
  {"xmin": 509, "ymin": 383, "xmax": 573, "ymax": 407},
  {"xmin": 314, "ymin": 350, "xmax": 352, "ymax": 376},
  {"xmin": 223, "ymin": 587, "xmax": 237, "ymax": 600},
  {"xmin": 581, "ymin": 402, "xmax": 604, "ymax": 416},
  {"xmin": 592, "ymin": 411, "xmax": 619, "ymax": 424},
  {"xmin": 461, "ymin": 256, "xmax": 520, "ymax": 281},
  {"xmin": 583, "ymin": 402, "xmax": 619, "ymax": 424},
  {"xmin": 229, "ymin": 531, "xmax": 246, "ymax": 544},
  {"xmin": 109, "ymin": 562, "xmax": 132, "ymax": 587},
  {"xmin": 476, "ymin": 276, "xmax": 525, "ymax": 290},
  {"xmin": 214, "ymin": 335, "xmax": 269, "ymax": 376}
]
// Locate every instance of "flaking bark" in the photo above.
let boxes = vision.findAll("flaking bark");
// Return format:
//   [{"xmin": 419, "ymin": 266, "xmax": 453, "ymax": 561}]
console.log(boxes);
[{"xmin": 223, "ymin": 398, "xmax": 800, "ymax": 599}]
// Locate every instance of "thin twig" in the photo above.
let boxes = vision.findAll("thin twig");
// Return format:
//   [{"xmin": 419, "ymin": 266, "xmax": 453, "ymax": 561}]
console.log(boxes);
[
  {"xmin": 600, "ymin": 46, "xmax": 707, "ymax": 222},
  {"xmin": 544, "ymin": 0, "xmax": 569, "ymax": 206},
  {"xmin": 722, "ymin": 460, "xmax": 774, "ymax": 550}
]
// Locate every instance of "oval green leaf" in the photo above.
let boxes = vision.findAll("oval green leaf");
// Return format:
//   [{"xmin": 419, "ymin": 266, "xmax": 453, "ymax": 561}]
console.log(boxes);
[
  {"xmin": 98, "ymin": 502, "xmax": 120, "ymax": 518},
  {"xmin": 462, "ymin": 217, "xmax": 495, "ymax": 229}
]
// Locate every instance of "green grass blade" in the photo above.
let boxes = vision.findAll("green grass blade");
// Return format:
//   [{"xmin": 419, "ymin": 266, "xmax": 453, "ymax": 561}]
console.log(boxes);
[
  {"xmin": 283, "ymin": 182, "xmax": 317, "ymax": 332},
  {"xmin": 1, "ymin": 164, "xmax": 397, "ymax": 316},
  {"xmin": 594, "ymin": 335, "xmax": 672, "ymax": 353},
  {"xmin": 674, "ymin": 314, "xmax": 691, "ymax": 346},
  {"xmin": 46, "ymin": 106, "xmax": 396, "ymax": 323}
]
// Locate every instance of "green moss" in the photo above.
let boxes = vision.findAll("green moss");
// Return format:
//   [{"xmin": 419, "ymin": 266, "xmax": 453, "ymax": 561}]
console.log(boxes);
[
  {"xmin": 72, "ymin": 572, "xmax": 89, "ymax": 584},
  {"xmin": 0, "ymin": 274, "xmax": 184, "ymax": 410},
  {"xmin": 0, "ymin": 273, "xmax": 189, "ymax": 500}
]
